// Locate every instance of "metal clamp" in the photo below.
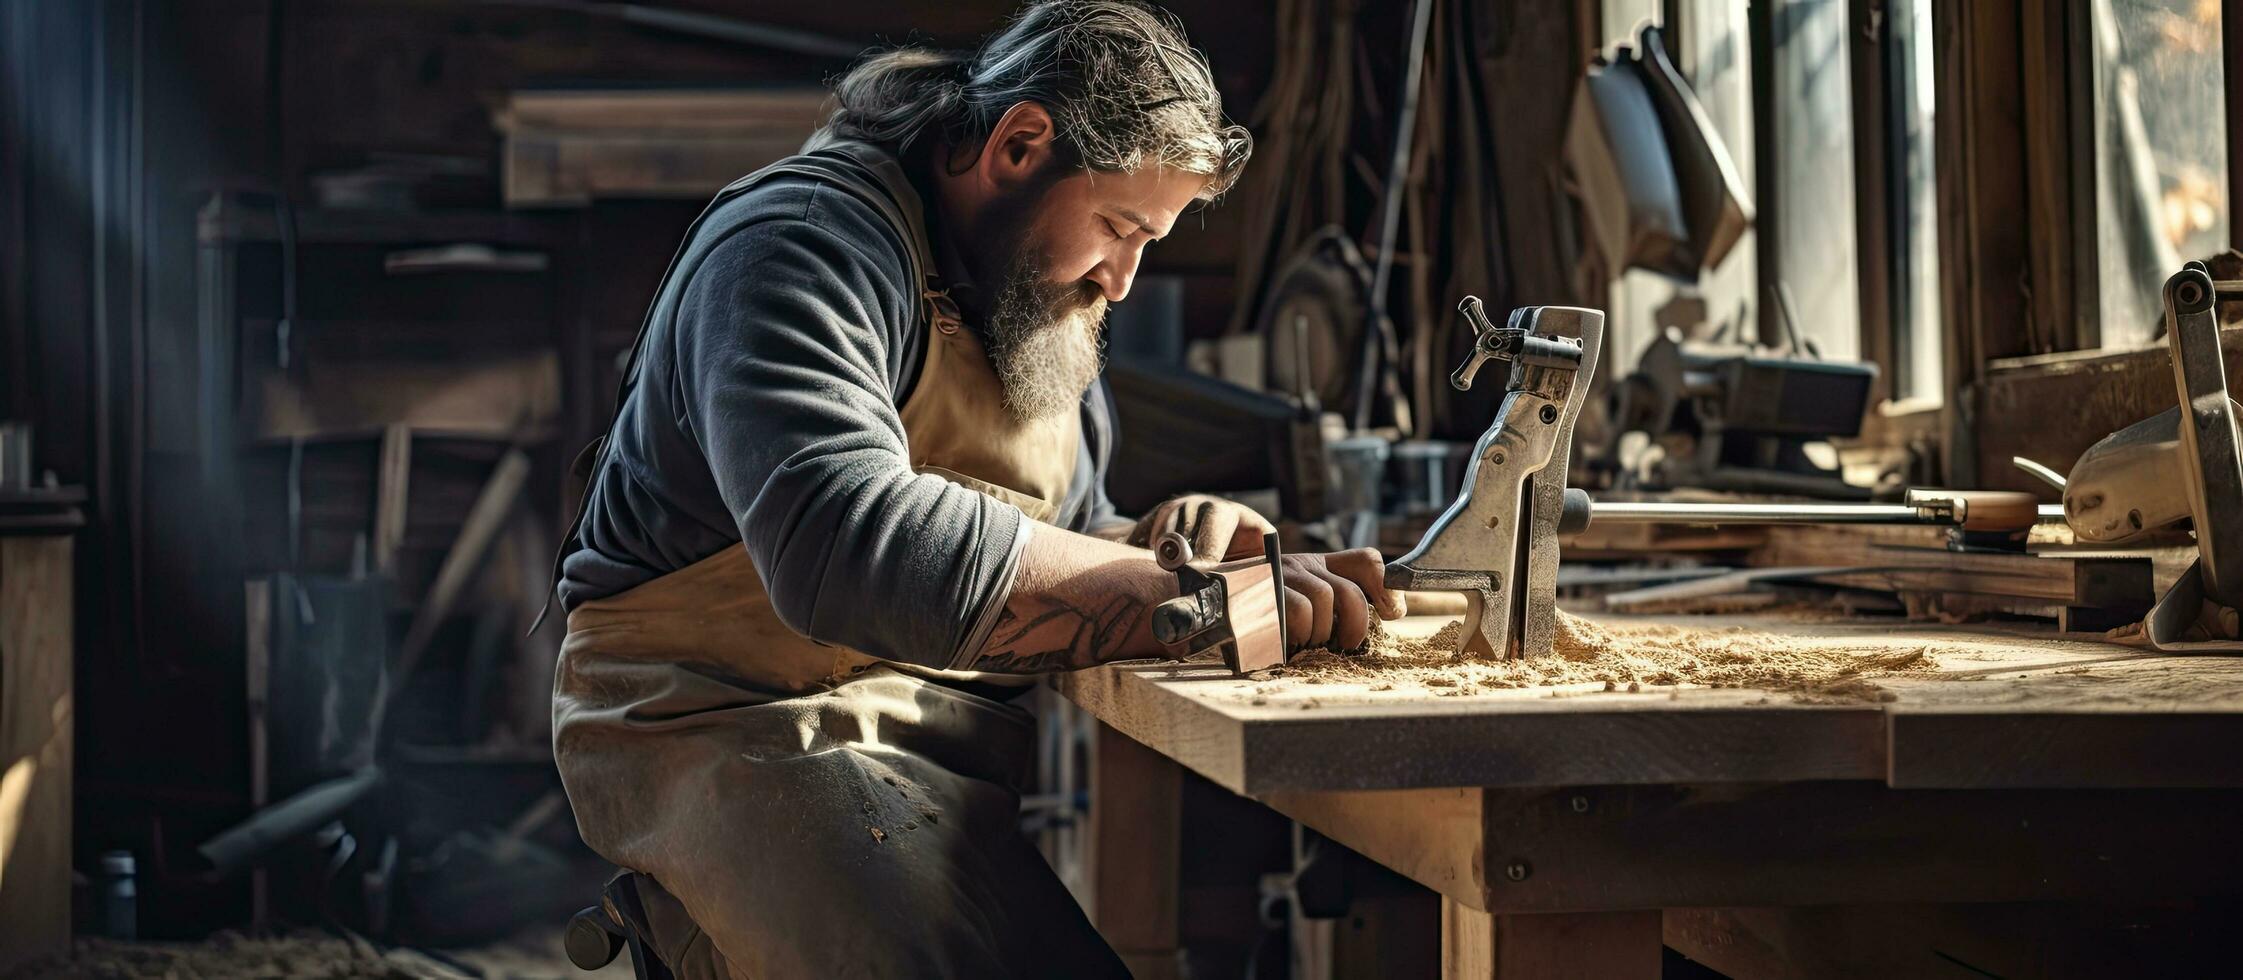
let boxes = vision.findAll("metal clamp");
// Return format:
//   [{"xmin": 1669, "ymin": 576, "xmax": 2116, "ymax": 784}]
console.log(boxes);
[{"xmin": 1388, "ymin": 302, "xmax": 1604, "ymax": 659}]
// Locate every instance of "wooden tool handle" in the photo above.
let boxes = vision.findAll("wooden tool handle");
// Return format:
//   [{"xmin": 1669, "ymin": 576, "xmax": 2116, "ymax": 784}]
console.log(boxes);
[{"xmin": 1950, "ymin": 490, "xmax": 2041, "ymax": 532}]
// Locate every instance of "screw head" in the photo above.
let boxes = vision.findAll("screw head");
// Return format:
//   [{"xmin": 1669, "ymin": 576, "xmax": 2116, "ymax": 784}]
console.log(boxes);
[
  {"xmin": 1539, "ymin": 404, "xmax": 1559, "ymax": 424},
  {"xmin": 1504, "ymin": 860, "xmax": 1531, "ymax": 882},
  {"xmin": 1569, "ymin": 795, "xmax": 1590, "ymax": 814}
]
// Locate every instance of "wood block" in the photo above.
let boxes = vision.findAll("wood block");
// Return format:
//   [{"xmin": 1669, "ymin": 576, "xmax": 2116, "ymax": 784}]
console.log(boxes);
[{"xmin": 0, "ymin": 535, "xmax": 73, "ymax": 971}]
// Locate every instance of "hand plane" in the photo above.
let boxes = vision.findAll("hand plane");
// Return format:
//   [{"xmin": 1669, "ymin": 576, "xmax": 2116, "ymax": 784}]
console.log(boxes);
[{"xmin": 1150, "ymin": 530, "xmax": 1288, "ymax": 674}]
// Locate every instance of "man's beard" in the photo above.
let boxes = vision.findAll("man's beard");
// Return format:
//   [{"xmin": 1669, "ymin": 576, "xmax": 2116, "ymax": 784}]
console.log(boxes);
[{"xmin": 982, "ymin": 252, "xmax": 1107, "ymax": 422}]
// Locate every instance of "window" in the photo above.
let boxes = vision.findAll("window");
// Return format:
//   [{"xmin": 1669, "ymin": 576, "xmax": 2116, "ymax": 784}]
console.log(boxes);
[
  {"xmin": 2092, "ymin": 0, "xmax": 2229, "ymax": 347},
  {"xmin": 1887, "ymin": 0, "xmax": 1940, "ymax": 400},
  {"xmin": 1758, "ymin": 0, "xmax": 1861, "ymax": 362}
]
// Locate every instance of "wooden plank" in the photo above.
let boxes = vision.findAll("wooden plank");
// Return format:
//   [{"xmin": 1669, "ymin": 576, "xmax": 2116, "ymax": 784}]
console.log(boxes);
[
  {"xmin": 389, "ymin": 449, "xmax": 530, "ymax": 687},
  {"xmin": 372, "ymin": 424, "xmax": 411, "ymax": 575},
  {"xmin": 1884, "ymin": 653, "xmax": 2243, "ymax": 788},
  {"xmin": 242, "ymin": 578, "xmax": 272, "ymax": 926},
  {"xmin": 494, "ymin": 88, "xmax": 829, "ymax": 131},
  {"xmin": 1972, "ymin": 329, "xmax": 2243, "ymax": 495},
  {"xmin": 1061, "ymin": 615, "xmax": 2243, "ymax": 796},
  {"xmin": 1088, "ymin": 720, "xmax": 1182, "ymax": 959},
  {"xmin": 493, "ymin": 88, "xmax": 826, "ymax": 207},
  {"xmin": 1441, "ymin": 902, "xmax": 1659, "ymax": 980},
  {"xmin": 1065, "ymin": 659, "xmax": 1889, "ymax": 794},
  {"xmin": 0, "ymin": 535, "xmax": 73, "ymax": 970}
]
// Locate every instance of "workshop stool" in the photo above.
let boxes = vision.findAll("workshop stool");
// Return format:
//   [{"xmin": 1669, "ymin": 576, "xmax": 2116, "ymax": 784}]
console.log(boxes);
[{"xmin": 565, "ymin": 871, "xmax": 676, "ymax": 980}]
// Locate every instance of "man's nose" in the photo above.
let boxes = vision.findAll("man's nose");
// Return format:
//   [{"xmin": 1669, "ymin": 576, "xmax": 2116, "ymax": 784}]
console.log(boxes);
[{"xmin": 1088, "ymin": 247, "xmax": 1143, "ymax": 304}]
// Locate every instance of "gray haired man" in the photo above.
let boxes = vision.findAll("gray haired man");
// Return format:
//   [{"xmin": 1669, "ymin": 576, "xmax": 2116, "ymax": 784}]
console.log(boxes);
[{"xmin": 551, "ymin": 3, "xmax": 1401, "ymax": 975}]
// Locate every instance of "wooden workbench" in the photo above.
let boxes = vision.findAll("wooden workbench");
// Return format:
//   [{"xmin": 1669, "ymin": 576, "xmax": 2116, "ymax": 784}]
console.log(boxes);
[{"xmin": 1055, "ymin": 615, "xmax": 2243, "ymax": 978}]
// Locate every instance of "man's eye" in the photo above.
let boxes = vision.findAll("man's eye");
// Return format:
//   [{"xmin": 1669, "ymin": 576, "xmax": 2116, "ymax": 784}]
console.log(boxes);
[{"xmin": 1102, "ymin": 219, "xmax": 1127, "ymax": 241}]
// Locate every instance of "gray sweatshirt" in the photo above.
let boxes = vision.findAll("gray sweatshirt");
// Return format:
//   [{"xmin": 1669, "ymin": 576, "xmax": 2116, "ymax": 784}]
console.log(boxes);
[{"xmin": 558, "ymin": 161, "xmax": 1124, "ymax": 669}]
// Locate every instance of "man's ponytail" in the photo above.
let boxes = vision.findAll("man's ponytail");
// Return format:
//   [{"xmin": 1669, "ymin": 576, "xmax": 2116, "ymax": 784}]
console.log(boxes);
[{"xmin": 825, "ymin": 48, "xmax": 971, "ymax": 154}]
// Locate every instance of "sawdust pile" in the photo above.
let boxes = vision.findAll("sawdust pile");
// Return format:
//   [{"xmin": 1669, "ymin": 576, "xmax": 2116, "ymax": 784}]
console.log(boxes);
[
  {"xmin": 1280, "ymin": 610, "xmax": 1939, "ymax": 702},
  {"xmin": 1, "ymin": 931, "xmax": 471, "ymax": 979}
]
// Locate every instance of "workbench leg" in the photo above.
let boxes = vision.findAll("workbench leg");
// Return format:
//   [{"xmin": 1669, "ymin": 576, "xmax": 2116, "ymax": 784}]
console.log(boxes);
[
  {"xmin": 1441, "ymin": 900, "xmax": 1660, "ymax": 980},
  {"xmin": 1089, "ymin": 720, "xmax": 1183, "ymax": 979}
]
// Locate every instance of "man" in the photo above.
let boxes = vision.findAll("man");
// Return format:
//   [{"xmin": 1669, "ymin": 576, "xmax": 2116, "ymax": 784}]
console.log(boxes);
[{"xmin": 551, "ymin": 2, "xmax": 1401, "ymax": 975}]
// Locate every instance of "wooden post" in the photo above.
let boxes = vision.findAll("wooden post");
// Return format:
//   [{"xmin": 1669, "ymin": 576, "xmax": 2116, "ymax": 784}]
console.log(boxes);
[
  {"xmin": 1088, "ymin": 720, "xmax": 1183, "ymax": 980},
  {"xmin": 1441, "ymin": 901, "xmax": 1661, "ymax": 980},
  {"xmin": 372, "ymin": 424, "xmax": 411, "ymax": 576},
  {"xmin": 0, "ymin": 535, "xmax": 74, "ymax": 970}
]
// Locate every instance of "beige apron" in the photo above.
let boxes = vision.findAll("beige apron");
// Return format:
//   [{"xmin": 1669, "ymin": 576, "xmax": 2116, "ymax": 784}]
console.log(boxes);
[{"xmin": 551, "ymin": 143, "xmax": 1124, "ymax": 979}]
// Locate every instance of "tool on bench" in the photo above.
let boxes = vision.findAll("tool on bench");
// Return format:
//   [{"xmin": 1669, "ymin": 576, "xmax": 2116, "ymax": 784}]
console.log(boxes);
[
  {"xmin": 1600, "ymin": 323, "xmax": 1879, "ymax": 500},
  {"xmin": 1387, "ymin": 297, "xmax": 2055, "ymax": 660},
  {"xmin": 2052, "ymin": 264, "xmax": 2243, "ymax": 651},
  {"xmin": 1150, "ymin": 530, "xmax": 1289, "ymax": 674}
]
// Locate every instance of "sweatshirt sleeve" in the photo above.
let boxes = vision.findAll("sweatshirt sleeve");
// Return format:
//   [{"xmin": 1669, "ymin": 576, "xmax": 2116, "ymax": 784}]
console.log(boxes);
[{"xmin": 668, "ymin": 208, "xmax": 1026, "ymax": 669}]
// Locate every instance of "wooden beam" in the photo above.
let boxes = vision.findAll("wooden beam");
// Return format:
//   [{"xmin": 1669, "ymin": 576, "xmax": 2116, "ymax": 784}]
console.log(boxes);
[
  {"xmin": 1089, "ymin": 720, "xmax": 1183, "ymax": 974},
  {"xmin": 1441, "ymin": 902, "xmax": 1660, "ymax": 980},
  {"xmin": 1934, "ymin": 0, "xmax": 2033, "ymax": 485},
  {"xmin": 2020, "ymin": 0, "xmax": 2088, "ymax": 352},
  {"xmin": 1274, "ymin": 783, "xmax": 2243, "ymax": 914},
  {"xmin": 2229, "ymin": 0, "xmax": 2243, "ymax": 253},
  {"xmin": 390, "ymin": 448, "xmax": 529, "ymax": 686},
  {"xmin": 1850, "ymin": 0, "xmax": 1893, "ymax": 405},
  {"xmin": 0, "ymin": 535, "xmax": 73, "ymax": 970},
  {"xmin": 372, "ymin": 424, "xmax": 410, "ymax": 576}
]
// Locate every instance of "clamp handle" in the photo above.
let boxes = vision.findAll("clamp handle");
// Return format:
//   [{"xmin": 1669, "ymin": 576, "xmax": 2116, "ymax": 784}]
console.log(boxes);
[
  {"xmin": 1451, "ymin": 296, "xmax": 1522, "ymax": 392},
  {"xmin": 1451, "ymin": 297, "xmax": 1499, "ymax": 391}
]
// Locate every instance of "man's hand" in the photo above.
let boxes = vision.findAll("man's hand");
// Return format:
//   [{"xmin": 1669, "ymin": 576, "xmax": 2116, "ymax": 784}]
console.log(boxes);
[
  {"xmin": 1127, "ymin": 493, "xmax": 1276, "ymax": 561},
  {"xmin": 1277, "ymin": 548, "xmax": 1405, "ymax": 653}
]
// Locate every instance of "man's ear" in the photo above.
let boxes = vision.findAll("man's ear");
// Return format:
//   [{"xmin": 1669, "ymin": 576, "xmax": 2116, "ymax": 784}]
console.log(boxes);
[{"xmin": 977, "ymin": 102, "xmax": 1057, "ymax": 189}]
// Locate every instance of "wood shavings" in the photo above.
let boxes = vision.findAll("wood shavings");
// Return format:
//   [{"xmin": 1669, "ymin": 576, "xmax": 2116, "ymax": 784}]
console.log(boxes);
[{"xmin": 1279, "ymin": 610, "xmax": 1940, "ymax": 703}]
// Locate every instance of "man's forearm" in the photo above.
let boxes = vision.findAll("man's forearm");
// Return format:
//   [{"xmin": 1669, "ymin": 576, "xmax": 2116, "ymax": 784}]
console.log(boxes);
[{"xmin": 961, "ymin": 527, "xmax": 1172, "ymax": 673}]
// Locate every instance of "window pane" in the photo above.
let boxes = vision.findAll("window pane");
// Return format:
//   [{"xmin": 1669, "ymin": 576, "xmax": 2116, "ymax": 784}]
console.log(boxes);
[
  {"xmin": 2095, "ymin": 0, "xmax": 2229, "ymax": 348},
  {"xmin": 1891, "ymin": 0, "xmax": 1941, "ymax": 401},
  {"xmin": 1766, "ymin": 0, "xmax": 1860, "ymax": 361}
]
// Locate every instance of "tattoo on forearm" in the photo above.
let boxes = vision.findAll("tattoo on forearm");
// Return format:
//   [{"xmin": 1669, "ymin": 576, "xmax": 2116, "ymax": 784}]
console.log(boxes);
[{"xmin": 966, "ymin": 594, "xmax": 1143, "ymax": 673}]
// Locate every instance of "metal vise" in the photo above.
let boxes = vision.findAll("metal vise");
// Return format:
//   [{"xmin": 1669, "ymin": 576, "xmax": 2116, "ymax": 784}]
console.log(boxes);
[{"xmin": 1385, "ymin": 299, "xmax": 1604, "ymax": 659}]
